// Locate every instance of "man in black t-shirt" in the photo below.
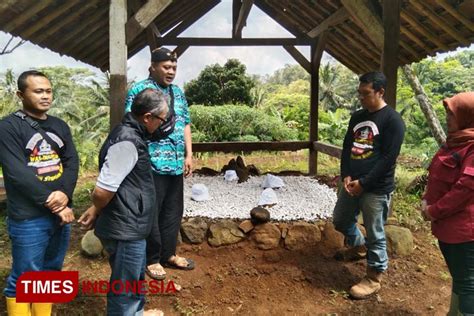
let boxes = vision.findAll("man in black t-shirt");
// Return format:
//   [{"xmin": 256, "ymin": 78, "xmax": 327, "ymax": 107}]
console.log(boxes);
[
  {"xmin": 332, "ymin": 71, "xmax": 405, "ymax": 299},
  {"xmin": 0, "ymin": 70, "xmax": 79, "ymax": 315}
]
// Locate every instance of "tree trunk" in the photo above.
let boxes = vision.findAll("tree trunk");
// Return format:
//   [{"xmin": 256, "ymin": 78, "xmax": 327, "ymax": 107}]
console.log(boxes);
[{"xmin": 402, "ymin": 64, "xmax": 446, "ymax": 146}]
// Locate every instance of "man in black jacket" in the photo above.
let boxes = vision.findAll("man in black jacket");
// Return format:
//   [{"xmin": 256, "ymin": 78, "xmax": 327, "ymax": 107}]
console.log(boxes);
[
  {"xmin": 79, "ymin": 88, "xmax": 168, "ymax": 316},
  {"xmin": 0, "ymin": 70, "xmax": 79, "ymax": 315},
  {"xmin": 332, "ymin": 71, "xmax": 405, "ymax": 299}
]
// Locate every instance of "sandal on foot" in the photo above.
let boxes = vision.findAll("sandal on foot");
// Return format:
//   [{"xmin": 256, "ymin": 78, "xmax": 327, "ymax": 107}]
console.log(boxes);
[
  {"xmin": 145, "ymin": 263, "xmax": 166, "ymax": 280},
  {"xmin": 163, "ymin": 256, "xmax": 195, "ymax": 270}
]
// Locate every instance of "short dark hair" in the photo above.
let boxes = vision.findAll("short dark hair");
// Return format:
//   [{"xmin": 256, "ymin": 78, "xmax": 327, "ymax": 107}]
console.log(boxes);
[
  {"xmin": 17, "ymin": 70, "xmax": 49, "ymax": 93},
  {"xmin": 131, "ymin": 88, "xmax": 167, "ymax": 117},
  {"xmin": 359, "ymin": 71, "xmax": 386, "ymax": 92}
]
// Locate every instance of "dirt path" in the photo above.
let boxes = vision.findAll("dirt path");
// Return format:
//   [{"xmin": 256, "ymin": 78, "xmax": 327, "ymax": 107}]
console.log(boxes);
[{"xmin": 0, "ymin": 221, "xmax": 451, "ymax": 316}]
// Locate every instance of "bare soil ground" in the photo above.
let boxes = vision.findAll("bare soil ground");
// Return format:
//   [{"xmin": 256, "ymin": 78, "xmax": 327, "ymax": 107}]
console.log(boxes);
[{"xmin": 0, "ymin": 222, "xmax": 452, "ymax": 316}]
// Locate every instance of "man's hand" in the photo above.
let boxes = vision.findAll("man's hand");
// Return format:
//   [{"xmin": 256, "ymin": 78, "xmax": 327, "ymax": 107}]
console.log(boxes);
[
  {"xmin": 78, "ymin": 205, "xmax": 100, "ymax": 231},
  {"xmin": 56, "ymin": 206, "xmax": 75, "ymax": 226},
  {"xmin": 45, "ymin": 191, "xmax": 69, "ymax": 213},
  {"xmin": 184, "ymin": 155, "xmax": 193, "ymax": 178},
  {"xmin": 347, "ymin": 180, "xmax": 364, "ymax": 196},
  {"xmin": 343, "ymin": 176, "xmax": 352, "ymax": 193}
]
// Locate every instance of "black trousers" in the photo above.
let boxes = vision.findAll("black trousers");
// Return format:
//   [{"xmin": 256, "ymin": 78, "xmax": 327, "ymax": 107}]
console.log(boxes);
[
  {"xmin": 439, "ymin": 240, "xmax": 474, "ymax": 315},
  {"xmin": 146, "ymin": 174, "xmax": 184, "ymax": 266}
]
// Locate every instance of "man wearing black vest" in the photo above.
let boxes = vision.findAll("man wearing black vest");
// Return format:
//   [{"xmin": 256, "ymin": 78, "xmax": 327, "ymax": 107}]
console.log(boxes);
[{"xmin": 79, "ymin": 89, "xmax": 168, "ymax": 316}]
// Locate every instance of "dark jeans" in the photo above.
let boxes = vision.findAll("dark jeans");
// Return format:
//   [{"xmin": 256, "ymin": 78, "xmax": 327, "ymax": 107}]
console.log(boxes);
[
  {"xmin": 146, "ymin": 174, "xmax": 183, "ymax": 266},
  {"xmin": 101, "ymin": 238, "xmax": 147, "ymax": 316},
  {"xmin": 439, "ymin": 240, "xmax": 474, "ymax": 315}
]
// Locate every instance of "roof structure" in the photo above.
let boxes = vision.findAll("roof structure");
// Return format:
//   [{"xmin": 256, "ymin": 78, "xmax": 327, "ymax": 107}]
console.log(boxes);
[{"xmin": 1, "ymin": 0, "xmax": 473, "ymax": 73}]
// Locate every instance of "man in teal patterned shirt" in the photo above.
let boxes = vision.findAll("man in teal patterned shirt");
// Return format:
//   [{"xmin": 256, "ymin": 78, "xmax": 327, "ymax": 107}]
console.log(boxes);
[{"xmin": 125, "ymin": 47, "xmax": 194, "ymax": 280}]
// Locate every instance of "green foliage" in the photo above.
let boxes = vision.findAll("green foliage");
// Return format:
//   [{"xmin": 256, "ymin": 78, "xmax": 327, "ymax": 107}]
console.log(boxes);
[
  {"xmin": 189, "ymin": 105, "xmax": 298, "ymax": 142},
  {"xmin": 265, "ymin": 64, "xmax": 309, "ymax": 85},
  {"xmin": 184, "ymin": 59, "xmax": 255, "ymax": 105}
]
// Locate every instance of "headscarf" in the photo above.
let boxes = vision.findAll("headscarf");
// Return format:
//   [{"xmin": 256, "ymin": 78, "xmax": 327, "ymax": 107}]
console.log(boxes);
[{"xmin": 443, "ymin": 92, "xmax": 474, "ymax": 148}]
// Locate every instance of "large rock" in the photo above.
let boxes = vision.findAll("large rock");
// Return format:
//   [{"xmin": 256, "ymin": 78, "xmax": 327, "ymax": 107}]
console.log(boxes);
[
  {"xmin": 208, "ymin": 220, "xmax": 245, "ymax": 247},
  {"xmin": 81, "ymin": 230, "xmax": 103, "ymax": 257},
  {"xmin": 251, "ymin": 223, "xmax": 281, "ymax": 250},
  {"xmin": 285, "ymin": 222, "xmax": 321, "ymax": 251},
  {"xmin": 385, "ymin": 225, "xmax": 414, "ymax": 257},
  {"xmin": 181, "ymin": 217, "xmax": 208, "ymax": 244},
  {"xmin": 321, "ymin": 222, "xmax": 344, "ymax": 249},
  {"xmin": 239, "ymin": 220, "xmax": 255, "ymax": 233},
  {"xmin": 250, "ymin": 207, "xmax": 270, "ymax": 224}
]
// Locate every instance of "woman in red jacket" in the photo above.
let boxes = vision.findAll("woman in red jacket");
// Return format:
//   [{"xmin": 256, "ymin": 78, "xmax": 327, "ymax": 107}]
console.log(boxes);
[{"xmin": 422, "ymin": 92, "xmax": 474, "ymax": 316}]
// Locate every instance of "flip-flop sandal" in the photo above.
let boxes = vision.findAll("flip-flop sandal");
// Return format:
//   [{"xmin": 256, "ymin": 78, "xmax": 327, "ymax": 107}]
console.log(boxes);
[
  {"xmin": 163, "ymin": 257, "xmax": 195, "ymax": 270},
  {"xmin": 145, "ymin": 264, "xmax": 166, "ymax": 280}
]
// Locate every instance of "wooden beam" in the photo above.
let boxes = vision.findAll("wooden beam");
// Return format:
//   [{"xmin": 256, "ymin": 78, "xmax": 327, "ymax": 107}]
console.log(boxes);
[
  {"xmin": 62, "ymin": 17, "xmax": 106, "ymax": 55},
  {"xmin": 341, "ymin": 0, "xmax": 383, "ymax": 49},
  {"xmin": 130, "ymin": 0, "xmax": 160, "ymax": 52},
  {"xmin": 410, "ymin": 0, "xmax": 470, "ymax": 45},
  {"xmin": 110, "ymin": 0, "xmax": 127, "ymax": 130},
  {"xmin": 232, "ymin": 0, "xmax": 241, "ymax": 38},
  {"xmin": 37, "ymin": 2, "xmax": 101, "ymax": 45},
  {"xmin": 173, "ymin": 45, "xmax": 189, "ymax": 58},
  {"xmin": 333, "ymin": 28, "xmax": 379, "ymax": 65},
  {"xmin": 125, "ymin": 0, "xmax": 172, "ymax": 45},
  {"xmin": 20, "ymin": 1, "xmax": 80, "ymax": 38},
  {"xmin": 312, "ymin": 32, "xmax": 328, "ymax": 66},
  {"xmin": 192, "ymin": 141, "xmax": 311, "ymax": 153},
  {"xmin": 313, "ymin": 141, "xmax": 342, "ymax": 158},
  {"xmin": 3, "ymin": 0, "xmax": 55, "ymax": 33},
  {"xmin": 330, "ymin": 35, "xmax": 374, "ymax": 71},
  {"xmin": 381, "ymin": 0, "xmax": 401, "ymax": 109},
  {"xmin": 166, "ymin": 0, "xmax": 220, "ymax": 38},
  {"xmin": 434, "ymin": 0, "xmax": 474, "ymax": 33},
  {"xmin": 283, "ymin": 46, "xmax": 311, "ymax": 73},
  {"xmin": 400, "ymin": 10, "xmax": 449, "ymax": 50},
  {"xmin": 307, "ymin": 7, "xmax": 349, "ymax": 38},
  {"xmin": 155, "ymin": 37, "xmax": 313, "ymax": 46},
  {"xmin": 234, "ymin": 0, "xmax": 253, "ymax": 38}
]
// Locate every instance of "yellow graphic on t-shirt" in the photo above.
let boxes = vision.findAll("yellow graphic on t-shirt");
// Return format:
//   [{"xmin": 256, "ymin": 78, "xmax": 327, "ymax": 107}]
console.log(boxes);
[{"xmin": 27, "ymin": 139, "xmax": 63, "ymax": 181}]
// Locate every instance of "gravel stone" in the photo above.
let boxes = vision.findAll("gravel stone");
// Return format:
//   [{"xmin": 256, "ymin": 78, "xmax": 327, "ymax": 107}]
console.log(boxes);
[{"xmin": 184, "ymin": 175, "xmax": 337, "ymax": 221}]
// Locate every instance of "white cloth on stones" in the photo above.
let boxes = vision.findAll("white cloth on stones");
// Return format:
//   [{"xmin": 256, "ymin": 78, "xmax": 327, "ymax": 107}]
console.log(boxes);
[
  {"xmin": 261, "ymin": 174, "xmax": 285, "ymax": 189},
  {"xmin": 191, "ymin": 183, "xmax": 210, "ymax": 201},
  {"xmin": 224, "ymin": 170, "xmax": 238, "ymax": 182}
]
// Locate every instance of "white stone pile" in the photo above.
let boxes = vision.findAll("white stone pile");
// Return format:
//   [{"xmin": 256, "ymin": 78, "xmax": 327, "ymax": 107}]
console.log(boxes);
[{"xmin": 183, "ymin": 175, "xmax": 337, "ymax": 221}]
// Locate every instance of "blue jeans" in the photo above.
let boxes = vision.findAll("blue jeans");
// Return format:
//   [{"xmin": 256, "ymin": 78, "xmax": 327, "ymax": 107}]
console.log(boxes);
[
  {"xmin": 4, "ymin": 215, "xmax": 71, "ymax": 297},
  {"xmin": 332, "ymin": 187, "xmax": 391, "ymax": 272},
  {"xmin": 101, "ymin": 238, "xmax": 147, "ymax": 316},
  {"xmin": 439, "ymin": 241, "xmax": 474, "ymax": 315}
]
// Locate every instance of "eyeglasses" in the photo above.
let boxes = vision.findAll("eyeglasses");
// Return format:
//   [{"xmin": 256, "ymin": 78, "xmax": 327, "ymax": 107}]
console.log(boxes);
[{"xmin": 153, "ymin": 114, "xmax": 167, "ymax": 123}]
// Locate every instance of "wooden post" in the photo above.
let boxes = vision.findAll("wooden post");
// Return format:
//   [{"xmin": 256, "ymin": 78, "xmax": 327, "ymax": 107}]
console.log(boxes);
[
  {"xmin": 109, "ymin": 0, "xmax": 127, "ymax": 129},
  {"xmin": 308, "ymin": 32, "xmax": 328, "ymax": 176},
  {"xmin": 309, "ymin": 42, "xmax": 319, "ymax": 176},
  {"xmin": 381, "ymin": 0, "xmax": 401, "ymax": 108}
]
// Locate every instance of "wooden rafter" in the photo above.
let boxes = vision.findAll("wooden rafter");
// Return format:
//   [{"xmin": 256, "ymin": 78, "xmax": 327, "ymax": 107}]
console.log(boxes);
[
  {"xmin": 52, "ymin": 7, "xmax": 107, "ymax": 51},
  {"xmin": 20, "ymin": 1, "xmax": 79, "ymax": 38},
  {"xmin": 125, "ymin": 0, "xmax": 172, "ymax": 45},
  {"xmin": 401, "ymin": 24, "xmax": 432, "ymax": 51},
  {"xmin": 2, "ymin": 0, "xmax": 55, "ymax": 33},
  {"xmin": 312, "ymin": 31, "xmax": 328, "ymax": 67},
  {"xmin": 434, "ymin": 0, "xmax": 474, "ymax": 33},
  {"xmin": 410, "ymin": 0, "xmax": 470, "ymax": 45},
  {"xmin": 307, "ymin": 7, "xmax": 349, "ymax": 38},
  {"xmin": 166, "ymin": 0, "xmax": 220, "ymax": 38},
  {"xmin": 234, "ymin": 0, "xmax": 253, "ymax": 38},
  {"xmin": 282, "ymin": 45, "xmax": 311, "ymax": 73},
  {"xmin": 173, "ymin": 45, "xmax": 189, "ymax": 58},
  {"xmin": 400, "ymin": 10, "xmax": 448, "ymax": 50},
  {"xmin": 330, "ymin": 33, "xmax": 373, "ymax": 71},
  {"xmin": 63, "ymin": 19, "xmax": 107, "ymax": 55},
  {"xmin": 341, "ymin": 0, "xmax": 383, "ymax": 49},
  {"xmin": 325, "ymin": 44, "xmax": 364, "ymax": 74},
  {"xmin": 253, "ymin": 0, "xmax": 309, "ymax": 39},
  {"xmin": 333, "ymin": 28, "xmax": 379, "ymax": 64},
  {"xmin": 36, "ymin": 2, "xmax": 100, "ymax": 44}
]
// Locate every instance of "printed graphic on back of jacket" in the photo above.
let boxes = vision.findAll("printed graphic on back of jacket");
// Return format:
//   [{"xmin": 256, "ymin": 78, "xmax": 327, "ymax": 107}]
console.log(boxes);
[
  {"xmin": 351, "ymin": 121, "xmax": 379, "ymax": 160},
  {"xmin": 26, "ymin": 132, "xmax": 63, "ymax": 182}
]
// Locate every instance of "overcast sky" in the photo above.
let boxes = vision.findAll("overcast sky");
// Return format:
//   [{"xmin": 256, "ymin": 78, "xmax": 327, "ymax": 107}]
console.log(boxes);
[
  {"xmin": 0, "ymin": 1, "xmax": 314, "ymax": 88},
  {"xmin": 1, "ymin": 0, "xmax": 471, "ymax": 88}
]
